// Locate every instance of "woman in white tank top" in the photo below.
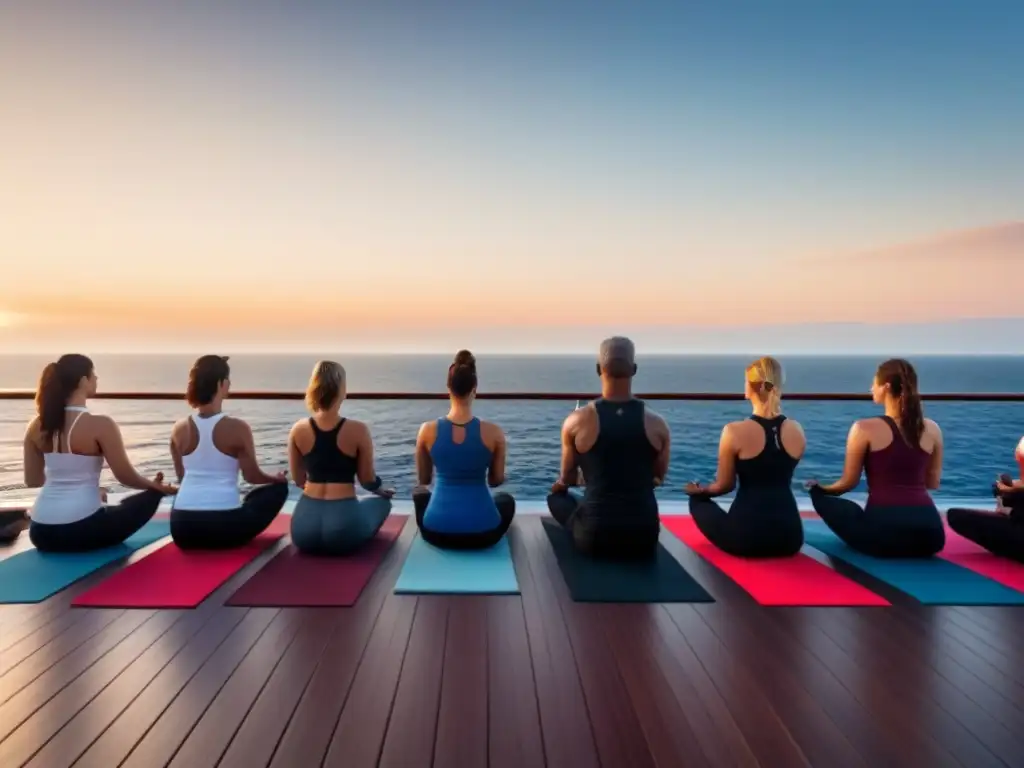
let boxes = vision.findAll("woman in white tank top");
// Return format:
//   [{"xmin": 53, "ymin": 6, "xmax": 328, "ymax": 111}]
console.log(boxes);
[
  {"xmin": 23, "ymin": 355, "xmax": 177, "ymax": 553},
  {"xmin": 168, "ymin": 356, "xmax": 288, "ymax": 550}
]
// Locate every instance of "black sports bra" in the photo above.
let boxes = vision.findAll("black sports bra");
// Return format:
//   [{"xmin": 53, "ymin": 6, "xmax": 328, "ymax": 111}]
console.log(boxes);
[{"xmin": 302, "ymin": 418, "xmax": 358, "ymax": 484}]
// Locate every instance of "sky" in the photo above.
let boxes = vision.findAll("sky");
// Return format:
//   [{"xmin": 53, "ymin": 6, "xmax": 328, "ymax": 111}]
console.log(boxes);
[{"xmin": 0, "ymin": 0, "xmax": 1022, "ymax": 354}]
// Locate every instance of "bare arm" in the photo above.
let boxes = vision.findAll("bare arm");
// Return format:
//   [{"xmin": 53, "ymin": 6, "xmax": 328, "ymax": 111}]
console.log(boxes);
[
  {"xmin": 169, "ymin": 430, "xmax": 185, "ymax": 483},
  {"xmin": 235, "ymin": 421, "xmax": 282, "ymax": 485},
  {"xmin": 925, "ymin": 421, "xmax": 943, "ymax": 490},
  {"xmin": 354, "ymin": 423, "xmax": 387, "ymax": 493},
  {"xmin": 650, "ymin": 412, "xmax": 671, "ymax": 485},
  {"xmin": 488, "ymin": 426, "xmax": 507, "ymax": 487},
  {"xmin": 415, "ymin": 422, "xmax": 434, "ymax": 487},
  {"xmin": 95, "ymin": 416, "xmax": 165, "ymax": 491},
  {"xmin": 702, "ymin": 426, "xmax": 737, "ymax": 496},
  {"xmin": 23, "ymin": 420, "xmax": 45, "ymax": 488},
  {"xmin": 287, "ymin": 423, "xmax": 307, "ymax": 490},
  {"xmin": 557, "ymin": 410, "xmax": 582, "ymax": 486},
  {"xmin": 819, "ymin": 422, "xmax": 868, "ymax": 495}
]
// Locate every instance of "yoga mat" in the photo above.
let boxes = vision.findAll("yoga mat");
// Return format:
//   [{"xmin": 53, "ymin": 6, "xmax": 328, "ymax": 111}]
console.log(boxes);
[
  {"xmin": 225, "ymin": 515, "xmax": 408, "ymax": 606},
  {"xmin": 393, "ymin": 533, "xmax": 519, "ymax": 594},
  {"xmin": 939, "ymin": 524, "xmax": 1024, "ymax": 593},
  {"xmin": 72, "ymin": 516, "xmax": 290, "ymax": 608},
  {"xmin": 0, "ymin": 521, "xmax": 171, "ymax": 604},
  {"xmin": 662, "ymin": 517, "xmax": 890, "ymax": 606},
  {"xmin": 541, "ymin": 518, "xmax": 713, "ymax": 603},
  {"xmin": 803, "ymin": 519, "xmax": 1024, "ymax": 605}
]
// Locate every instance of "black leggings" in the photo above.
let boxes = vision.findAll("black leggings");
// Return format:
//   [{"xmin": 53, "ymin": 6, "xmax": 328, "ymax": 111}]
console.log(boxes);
[
  {"xmin": 689, "ymin": 491, "xmax": 804, "ymax": 558},
  {"xmin": 809, "ymin": 487, "xmax": 944, "ymax": 558},
  {"xmin": 947, "ymin": 505, "xmax": 1024, "ymax": 564},
  {"xmin": 547, "ymin": 491, "xmax": 659, "ymax": 560},
  {"xmin": 0, "ymin": 508, "xmax": 29, "ymax": 544},
  {"xmin": 413, "ymin": 490, "xmax": 515, "ymax": 550},
  {"xmin": 29, "ymin": 489, "xmax": 165, "ymax": 553},
  {"xmin": 171, "ymin": 483, "xmax": 288, "ymax": 550}
]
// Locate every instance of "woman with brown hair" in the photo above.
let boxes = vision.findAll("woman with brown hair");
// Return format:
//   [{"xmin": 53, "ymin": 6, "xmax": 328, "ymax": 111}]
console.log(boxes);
[
  {"xmin": 287, "ymin": 360, "xmax": 394, "ymax": 555},
  {"xmin": 807, "ymin": 358, "xmax": 945, "ymax": 558},
  {"xmin": 169, "ymin": 355, "xmax": 289, "ymax": 549},
  {"xmin": 414, "ymin": 350, "xmax": 515, "ymax": 549},
  {"xmin": 685, "ymin": 356, "xmax": 806, "ymax": 558},
  {"xmin": 24, "ymin": 354, "xmax": 176, "ymax": 552}
]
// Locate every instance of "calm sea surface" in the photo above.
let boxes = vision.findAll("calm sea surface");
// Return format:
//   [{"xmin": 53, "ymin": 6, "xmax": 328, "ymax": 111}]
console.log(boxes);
[{"xmin": 1, "ymin": 354, "xmax": 1022, "ymax": 506}]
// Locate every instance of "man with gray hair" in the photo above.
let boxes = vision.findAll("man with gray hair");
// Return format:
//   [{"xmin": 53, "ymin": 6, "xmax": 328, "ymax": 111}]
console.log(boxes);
[{"xmin": 547, "ymin": 336, "xmax": 671, "ymax": 559}]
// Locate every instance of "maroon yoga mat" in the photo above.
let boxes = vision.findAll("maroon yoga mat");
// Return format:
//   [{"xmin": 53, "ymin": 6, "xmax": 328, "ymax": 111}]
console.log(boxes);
[{"xmin": 225, "ymin": 515, "xmax": 408, "ymax": 607}]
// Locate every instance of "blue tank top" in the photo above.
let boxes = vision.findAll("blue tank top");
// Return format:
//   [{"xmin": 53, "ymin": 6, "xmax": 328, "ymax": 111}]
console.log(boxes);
[{"xmin": 422, "ymin": 418, "xmax": 500, "ymax": 533}]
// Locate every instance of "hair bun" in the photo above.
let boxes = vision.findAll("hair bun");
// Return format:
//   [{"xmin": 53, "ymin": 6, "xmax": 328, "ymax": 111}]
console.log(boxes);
[{"xmin": 452, "ymin": 349, "xmax": 476, "ymax": 371}]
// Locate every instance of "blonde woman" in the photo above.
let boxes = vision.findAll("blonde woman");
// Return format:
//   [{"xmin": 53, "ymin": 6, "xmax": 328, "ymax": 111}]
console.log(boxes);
[
  {"xmin": 684, "ymin": 357, "xmax": 806, "ymax": 558},
  {"xmin": 287, "ymin": 361, "xmax": 394, "ymax": 555}
]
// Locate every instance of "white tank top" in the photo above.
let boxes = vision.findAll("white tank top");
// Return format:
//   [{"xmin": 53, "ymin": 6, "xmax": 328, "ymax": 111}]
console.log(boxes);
[
  {"xmin": 173, "ymin": 413, "xmax": 241, "ymax": 511},
  {"xmin": 31, "ymin": 407, "xmax": 104, "ymax": 525}
]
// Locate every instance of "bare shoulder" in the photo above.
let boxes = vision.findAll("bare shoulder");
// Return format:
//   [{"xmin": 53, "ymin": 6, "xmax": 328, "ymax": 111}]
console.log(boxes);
[
  {"xmin": 417, "ymin": 420, "xmax": 437, "ymax": 442},
  {"xmin": 90, "ymin": 413, "xmax": 118, "ymax": 432},
  {"xmin": 782, "ymin": 417, "xmax": 805, "ymax": 435},
  {"xmin": 345, "ymin": 418, "xmax": 371, "ymax": 439},
  {"xmin": 924, "ymin": 418, "xmax": 942, "ymax": 438},
  {"xmin": 480, "ymin": 419, "xmax": 506, "ymax": 441},
  {"xmin": 222, "ymin": 414, "xmax": 251, "ymax": 431},
  {"xmin": 644, "ymin": 405, "xmax": 668, "ymax": 429},
  {"xmin": 24, "ymin": 415, "xmax": 40, "ymax": 437}
]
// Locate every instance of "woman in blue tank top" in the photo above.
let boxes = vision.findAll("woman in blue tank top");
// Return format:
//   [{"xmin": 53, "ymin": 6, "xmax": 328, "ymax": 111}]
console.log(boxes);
[{"xmin": 413, "ymin": 351, "xmax": 515, "ymax": 549}]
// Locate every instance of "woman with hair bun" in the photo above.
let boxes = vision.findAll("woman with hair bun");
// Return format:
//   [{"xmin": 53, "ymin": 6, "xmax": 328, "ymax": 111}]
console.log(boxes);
[
  {"xmin": 413, "ymin": 350, "xmax": 516, "ymax": 549},
  {"xmin": 24, "ymin": 354, "xmax": 177, "ymax": 552},
  {"xmin": 169, "ymin": 355, "xmax": 289, "ymax": 549},
  {"xmin": 287, "ymin": 360, "xmax": 394, "ymax": 555},
  {"xmin": 807, "ymin": 358, "xmax": 945, "ymax": 558},
  {"xmin": 685, "ymin": 356, "xmax": 806, "ymax": 557}
]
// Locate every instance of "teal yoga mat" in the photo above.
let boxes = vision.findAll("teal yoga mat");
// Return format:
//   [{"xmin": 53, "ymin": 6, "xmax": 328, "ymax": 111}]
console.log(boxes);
[
  {"xmin": 541, "ymin": 518, "xmax": 714, "ymax": 603},
  {"xmin": 394, "ymin": 533, "xmax": 520, "ymax": 594},
  {"xmin": 0, "ymin": 520, "xmax": 171, "ymax": 603},
  {"xmin": 803, "ymin": 520, "xmax": 1024, "ymax": 605}
]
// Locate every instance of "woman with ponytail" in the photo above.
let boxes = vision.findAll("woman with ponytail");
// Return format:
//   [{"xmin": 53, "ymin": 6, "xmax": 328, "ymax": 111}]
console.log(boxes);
[
  {"xmin": 685, "ymin": 356, "xmax": 806, "ymax": 557},
  {"xmin": 807, "ymin": 358, "xmax": 945, "ymax": 558},
  {"xmin": 413, "ymin": 350, "xmax": 516, "ymax": 549},
  {"xmin": 24, "ymin": 354, "xmax": 177, "ymax": 552}
]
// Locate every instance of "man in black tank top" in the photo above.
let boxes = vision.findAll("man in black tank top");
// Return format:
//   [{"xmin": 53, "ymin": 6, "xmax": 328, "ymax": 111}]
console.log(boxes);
[{"xmin": 547, "ymin": 337, "xmax": 671, "ymax": 559}]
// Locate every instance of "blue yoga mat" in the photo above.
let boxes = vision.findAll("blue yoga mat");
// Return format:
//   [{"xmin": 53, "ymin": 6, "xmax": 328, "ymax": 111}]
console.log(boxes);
[
  {"xmin": 803, "ymin": 520, "xmax": 1024, "ymax": 605},
  {"xmin": 394, "ymin": 533, "xmax": 520, "ymax": 594},
  {"xmin": 0, "ymin": 520, "xmax": 171, "ymax": 604}
]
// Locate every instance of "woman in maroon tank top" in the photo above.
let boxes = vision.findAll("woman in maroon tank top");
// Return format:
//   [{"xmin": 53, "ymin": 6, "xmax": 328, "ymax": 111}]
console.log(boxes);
[{"xmin": 806, "ymin": 359, "xmax": 945, "ymax": 558}]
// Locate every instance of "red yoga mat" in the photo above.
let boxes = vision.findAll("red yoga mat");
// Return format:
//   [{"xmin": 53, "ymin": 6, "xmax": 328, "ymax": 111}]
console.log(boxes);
[
  {"xmin": 225, "ymin": 515, "xmax": 408, "ymax": 607},
  {"xmin": 940, "ymin": 524, "xmax": 1024, "ymax": 593},
  {"xmin": 662, "ymin": 517, "xmax": 890, "ymax": 606},
  {"xmin": 72, "ymin": 516, "xmax": 290, "ymax": 608}
]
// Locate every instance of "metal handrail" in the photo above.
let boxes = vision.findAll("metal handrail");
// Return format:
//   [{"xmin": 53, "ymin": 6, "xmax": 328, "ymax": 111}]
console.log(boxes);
[{"xmin": 1, "ymin": 390, "xmax": 1023, "ymax": 402}]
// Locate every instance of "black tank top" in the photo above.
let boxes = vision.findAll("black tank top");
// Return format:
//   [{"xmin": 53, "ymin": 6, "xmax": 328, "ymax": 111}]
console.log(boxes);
[
  {"xmin": 579, "ymin": 399, "xmax": 659, "ymax": 525},
  {"xmin": 735, "ymin": 415, "xmax": 799, "ymax": 490},
  {"xmin": 302, "ymin": 418, "xmax": 358, "ymax": 484}
]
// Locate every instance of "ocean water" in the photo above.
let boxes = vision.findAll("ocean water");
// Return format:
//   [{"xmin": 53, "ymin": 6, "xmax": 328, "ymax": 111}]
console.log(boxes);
[{"xmin": 1, "ymin": 353, "xmax": 1022, "ymax": 507}]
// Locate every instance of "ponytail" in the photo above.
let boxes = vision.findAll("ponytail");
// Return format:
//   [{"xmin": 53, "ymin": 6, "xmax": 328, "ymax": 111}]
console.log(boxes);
[
  {"xmin": 35, "ymin": 354, "xmax": 94, "ymax": 444},
  {"xmin": 745, "ymin": 356, "xmax": 784, "ymax": 417},
  {"xmin": 876, "ymin": 358, "xmax": 924, "ymax": 444}
]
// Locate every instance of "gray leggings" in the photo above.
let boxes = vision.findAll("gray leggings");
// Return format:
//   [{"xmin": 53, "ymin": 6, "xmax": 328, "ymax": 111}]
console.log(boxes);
[{"xmin": 290, "ymin": 495, "xmax": 393, "ymax": 556}]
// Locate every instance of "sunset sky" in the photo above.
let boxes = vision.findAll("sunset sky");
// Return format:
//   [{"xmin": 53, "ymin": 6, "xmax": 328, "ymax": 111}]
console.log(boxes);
[{"xmin": 1, "ymin": 1, "xmax": 1022, "ymax": 354}]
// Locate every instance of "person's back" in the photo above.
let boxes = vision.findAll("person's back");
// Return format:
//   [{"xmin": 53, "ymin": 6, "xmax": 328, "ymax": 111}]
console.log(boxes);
[
  {"xmin": 579, "ymin": 398, "xmax": 658, "ymax": 526},
  {"xmin": 173, "ymin": 413, "xmax": 241, "ymax": 511},
  {"xmin": 735, "ymin": 416, "xmax": 800, "ymax": 505},
  {"xmin": 414, "ymin": 351, "xmax": 515, "ymax": 549},
  {"xmin": 864, "ymin": 415, "xmax": 934, "ymax": 509},
  {"xmin": 425, "ymin": 417, "xmax": 500, "ymax": 532}
]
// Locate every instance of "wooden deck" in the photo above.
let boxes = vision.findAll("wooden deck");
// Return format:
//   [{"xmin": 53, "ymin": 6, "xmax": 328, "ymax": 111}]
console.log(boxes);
[{"xmin": 1, "ymin": 516, "xmax": 1023, "ymax": 768}]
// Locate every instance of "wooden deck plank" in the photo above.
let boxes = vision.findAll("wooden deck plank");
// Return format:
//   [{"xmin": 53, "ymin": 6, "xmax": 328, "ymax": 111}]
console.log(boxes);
[
  {"xmin": 120, "ymin": 608, "xmax": 298, "ymax": 768},
  {"xmin": 510, "ymin": 520, "xmax": 600, "ymax": 768},
  {"xmin": 72, "ymin": 608, "xmax": 278, "ymax": 768},
  {"xmin": 523, "ymin": 519, "xmax": 658, "ymax": 768},
  {"xmin": 215, "ymin": 610, "xmax": 347, "ymax": 768},
  {"xmin": 267, "ymin": 522, "xmax": 416, "ymax": 767},
  {"xmin": 486, "ymin": 596, "xmax": 546, "ymax": 768},
  {"xmin": 0, "ymin": 513, "xmax": 1020, "ymax": 768},
  {"xmin": 377, "ymin": 596, "xmax": 449, "ymax": 768},
  {"xmin": 24, "ymin": 607, "xmax": 247, "ymax": 768},
  {"xmin": 433, "ymin": 597, "xmax": 489, "ymax": 768}
]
